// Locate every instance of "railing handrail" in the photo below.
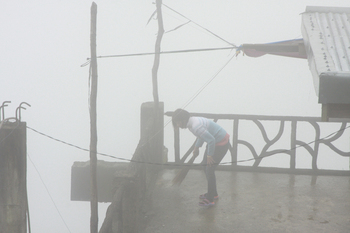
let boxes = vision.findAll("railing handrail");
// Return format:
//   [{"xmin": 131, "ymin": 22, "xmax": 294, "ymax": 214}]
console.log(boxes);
[
  {"xmin": 165, "ymin": 111, "xmax": 350, "ymax": 122},
  {"xmin": 165, "ymin": 111, "xmax": 350, "ymax": 175}
]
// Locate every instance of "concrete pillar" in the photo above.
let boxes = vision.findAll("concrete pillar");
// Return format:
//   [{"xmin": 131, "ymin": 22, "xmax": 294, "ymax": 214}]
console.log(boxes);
[
  {"xmin": 140, "ymin": 102, "xmax": 164, "ymax": 162},
  {"xmin": 0, "ymin": 121, "xmax": 27, "ymax": 233}
]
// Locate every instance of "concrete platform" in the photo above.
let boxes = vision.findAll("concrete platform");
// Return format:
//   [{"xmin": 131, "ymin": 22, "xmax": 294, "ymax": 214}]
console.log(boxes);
[{"xmin": 144, "ymin": 169, "xmax": 350, "ymax": 233}]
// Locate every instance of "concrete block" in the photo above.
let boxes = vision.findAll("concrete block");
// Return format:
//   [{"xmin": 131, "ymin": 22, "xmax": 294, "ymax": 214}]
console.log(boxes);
[{"xmin": 71, "ymin": 161, "xmax": 129, "ymax": 202}]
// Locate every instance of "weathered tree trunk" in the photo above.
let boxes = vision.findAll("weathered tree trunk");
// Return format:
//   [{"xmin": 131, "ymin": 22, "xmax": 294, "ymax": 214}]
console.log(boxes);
[
  {"xmin": 150, "ymin": 0, "xmax": 164, "ymax": 167},
  {"xmin": 90, "ymin": 2, "xmax": 99, "ymax": 233},
  {"xmin": 99, "ymin": 1, "xmax": 165, "ymax": 232},
  {"xmin": 151, "ymin": 0, "xmax": 164, "ymax": 109}
]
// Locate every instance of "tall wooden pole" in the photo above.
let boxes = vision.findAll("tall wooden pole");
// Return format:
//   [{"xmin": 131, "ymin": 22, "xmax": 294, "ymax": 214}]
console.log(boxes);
[
  {"xmin": 89, "ymin": 2, "xmax": 98, "ymax": 233},
  {"xmin": 150, "ymin": 0, "xmax": 164, "ymax": 162},
  {"xmin": 152, "ymin": 0, "xmax": 164, "ymax": 111}
]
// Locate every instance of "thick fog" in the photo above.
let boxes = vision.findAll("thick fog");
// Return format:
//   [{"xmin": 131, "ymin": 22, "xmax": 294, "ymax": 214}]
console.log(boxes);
[{"xmin": 1, "ymin": 0, "xmax": 349, "ymax": 232}]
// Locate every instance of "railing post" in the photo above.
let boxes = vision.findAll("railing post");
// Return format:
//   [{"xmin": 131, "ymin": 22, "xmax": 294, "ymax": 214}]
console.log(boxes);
[
  {"xmin": 311, "ymin": 122, "xmax": 320, "ymax": 171},
  {"xmin": 290, "ymin": 121, "xmax": 297, "ymax": 170},
  {"xmin": 231, "ymin": 119, "xmax": 239, "ymax": 167},
  {"xmin": 174, "ymin": 126, "xmax": 180, "ymax": 164}
]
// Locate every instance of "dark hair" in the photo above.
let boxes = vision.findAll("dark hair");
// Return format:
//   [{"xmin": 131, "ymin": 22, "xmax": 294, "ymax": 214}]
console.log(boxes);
[{"xmin": 172, "ymin": 109, "xmax": 190, "ymax": 128}]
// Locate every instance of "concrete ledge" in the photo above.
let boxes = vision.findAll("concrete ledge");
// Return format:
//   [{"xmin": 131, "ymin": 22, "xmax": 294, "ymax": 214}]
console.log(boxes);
[
  {"xmin": 70, "ymin": 161, "xmax": 129, "ymax": 202},
  {"xmin": 165, "ymin": 163, "xmax": 350, "ymax": 176}
]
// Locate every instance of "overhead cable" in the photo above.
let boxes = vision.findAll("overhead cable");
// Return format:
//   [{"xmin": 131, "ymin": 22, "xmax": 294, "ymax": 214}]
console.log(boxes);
[
  {"xmin": 162, "ymin": 3, "xmax": 236, "ymax": 47},
  {"xmin": 27, "ymin": 154, "xmax": 72, "ymax": 233},
  {"xmin": 80, "ymin": 46, "xmax": 236, "ymax": 67},
  {"xmin": 26, "ymin": 124, "xmax": 350, "ymax": 167}
]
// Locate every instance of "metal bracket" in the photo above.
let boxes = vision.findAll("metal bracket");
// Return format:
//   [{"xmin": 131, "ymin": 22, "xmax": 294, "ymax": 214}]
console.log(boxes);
[
  {"xmin": 15, "ymin": 102, "xmax": 31, "ymax": 122},
  {"xmin": 0, "ymin": 101, "xmax": 11, "ymax": 122}
]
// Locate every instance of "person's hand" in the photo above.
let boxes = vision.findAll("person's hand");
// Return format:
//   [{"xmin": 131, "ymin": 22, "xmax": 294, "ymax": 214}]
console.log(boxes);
[
  {"xmin": 207, "ymin": 156, "xmax": 215, "ymax": 166},
  {"xmin": 193, "ymin": 147, "xmax": 199, "ymax": 157}
]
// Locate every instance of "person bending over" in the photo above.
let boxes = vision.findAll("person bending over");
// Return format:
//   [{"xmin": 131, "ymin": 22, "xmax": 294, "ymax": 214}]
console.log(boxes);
[{"xmin": 172, "ymin": 109, "xmax": 230, "ymax": 207}]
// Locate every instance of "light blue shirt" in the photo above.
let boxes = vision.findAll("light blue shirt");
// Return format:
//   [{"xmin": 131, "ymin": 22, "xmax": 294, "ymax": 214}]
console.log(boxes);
[{"xmin": 187, "ymin": 117, "xmax": 227, "ymax": 156}]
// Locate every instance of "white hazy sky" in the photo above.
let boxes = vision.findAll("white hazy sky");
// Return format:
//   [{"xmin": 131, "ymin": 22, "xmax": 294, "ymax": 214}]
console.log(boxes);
[{"xmin": 1, "ymin": 1, "xmax": 350, "ymax": 232}]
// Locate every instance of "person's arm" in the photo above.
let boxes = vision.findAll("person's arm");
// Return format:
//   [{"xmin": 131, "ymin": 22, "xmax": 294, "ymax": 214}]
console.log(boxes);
[
  {"xmin": 198, "ymin": 130, "xmax": 216, "ymax": 156},
  {"xmin": 196, "ymin": 130, "xmax": 216, "ymax": 166},
  {"xmin": 206, "ymin": 155, "xmax": 215, "ymax": 166},
  {"xmin": 195, "ymin": 138, "xmax": 204, "ymax": 148},
  {"xmin": 193, "ymin": 147, "xmax": 199, "ymax": 157}
]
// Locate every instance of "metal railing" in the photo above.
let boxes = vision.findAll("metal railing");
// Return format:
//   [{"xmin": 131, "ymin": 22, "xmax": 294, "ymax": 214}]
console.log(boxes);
[{"xmin": 165, "ymin": 112, "xmax": 350, "ymax": 176}]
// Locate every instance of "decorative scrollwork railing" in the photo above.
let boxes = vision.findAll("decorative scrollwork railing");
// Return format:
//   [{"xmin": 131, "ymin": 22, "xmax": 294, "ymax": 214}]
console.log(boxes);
[{"xmin": 165, "ymin": 112, "xmax": 350, "ymax": 175}]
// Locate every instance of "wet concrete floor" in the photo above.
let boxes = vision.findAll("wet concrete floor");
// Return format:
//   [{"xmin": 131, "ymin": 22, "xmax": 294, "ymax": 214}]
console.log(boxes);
[{"xmin": 144, "ymin": 169, "xmax": 350, "ymax": 233}]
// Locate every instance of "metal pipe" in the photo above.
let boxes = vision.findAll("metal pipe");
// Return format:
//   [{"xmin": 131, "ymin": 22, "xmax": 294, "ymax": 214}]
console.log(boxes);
[{"xmin": 0, "ymin": 101, "xmax": 11, "ymax": 122}]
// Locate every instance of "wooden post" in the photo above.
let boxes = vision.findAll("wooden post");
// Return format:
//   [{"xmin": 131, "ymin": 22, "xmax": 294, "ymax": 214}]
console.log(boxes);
[
  {"xmin": 150, "ymin": 0, "xmax": 164, "ymax": 163},
  {"xmin": 89, "ymin": 2, "xmax": 98, "ymax": 233},
  {"xmin": 152, "ymin": 0, "xmax": 164, "ymax": 109}
]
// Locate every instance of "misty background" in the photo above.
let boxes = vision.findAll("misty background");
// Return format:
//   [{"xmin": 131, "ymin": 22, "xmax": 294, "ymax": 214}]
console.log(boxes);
[{"xmin": 1, "ymin": 0, "xmax": 349, "ymax": 232}]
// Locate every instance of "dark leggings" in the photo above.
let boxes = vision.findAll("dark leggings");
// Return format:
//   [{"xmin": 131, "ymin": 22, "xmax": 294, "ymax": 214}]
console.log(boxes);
[{"xmin": 202, "ymin": 142, "xmax": 229, "ymax": 202}]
